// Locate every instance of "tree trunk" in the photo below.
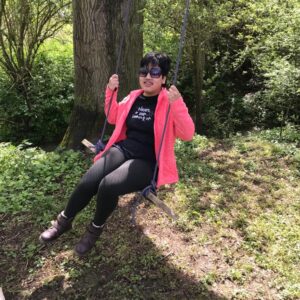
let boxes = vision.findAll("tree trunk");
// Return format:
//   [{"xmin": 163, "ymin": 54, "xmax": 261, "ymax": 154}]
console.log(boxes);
[
  {"xmin": 61, "ymin": 0, "xmax": 144, "ymax": 149},
  {"xmin": 193, "ymin": 44, "xmax": 205, "ymax": 135}
]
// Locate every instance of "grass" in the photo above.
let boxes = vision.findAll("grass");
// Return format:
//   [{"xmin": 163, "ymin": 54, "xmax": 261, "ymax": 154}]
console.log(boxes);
[{"xmin": 0, "ymin": 126, "xmax": 299, "ymax": 299}]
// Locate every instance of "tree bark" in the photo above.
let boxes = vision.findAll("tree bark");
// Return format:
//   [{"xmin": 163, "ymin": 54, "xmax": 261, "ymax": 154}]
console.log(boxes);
[
  {"xmin": 61, "ymin": 0, "xmax": 144, "ymax": 149},
  {"xmin": 193, "ymin": 38, "xmax": 205, "ymax": 135}
]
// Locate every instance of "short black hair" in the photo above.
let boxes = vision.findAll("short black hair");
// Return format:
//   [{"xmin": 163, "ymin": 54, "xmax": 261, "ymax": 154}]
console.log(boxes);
[{"xmin": 140, "ymin": 52, "xmax": 171, "ymax": 77}]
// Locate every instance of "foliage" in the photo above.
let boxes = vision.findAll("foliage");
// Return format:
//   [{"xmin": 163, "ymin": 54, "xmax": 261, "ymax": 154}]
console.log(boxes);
[
  {"xmin": 255, "ymin": 124, "xmax": 300, "ymax": 144},
  {"xmin": 144, "ymin": 0, "xmax": 300, "ymax": 137},
  {"xmin": 1, "ymin": 129, "xmax": 299, "ymax": 299},
  {"xmin": 0, "ymin": 142, "xmax": 88, "ymax": 215},
  {"xmin": 1, "ymin": 0, "xmax": 299, "ymax": 143},
  {"xmin": 217, "ymin": 0, "xmax": 300, "ymax": 130},
  {"xmin": 0, "ymin": 0, "xmax": 72, "ymax": 140},
  {"xmin": 0, "ymin": 0, "xmax": 71, "ymax": 81},
  {"xmin": 173, "ymin": 129, "xmax": 300, "ymax": 298},
  {"xmin": 0, "ymin": 38, "xmax": 74, "ymax": 144}
]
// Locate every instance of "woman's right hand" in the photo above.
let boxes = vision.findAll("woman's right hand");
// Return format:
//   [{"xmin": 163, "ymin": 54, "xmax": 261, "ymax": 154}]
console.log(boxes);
[{"xmin": 108, "ymin": 74, "xmax": 119, "ymax": 90}]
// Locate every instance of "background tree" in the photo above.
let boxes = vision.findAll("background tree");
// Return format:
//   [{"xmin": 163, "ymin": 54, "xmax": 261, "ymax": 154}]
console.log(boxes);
[
  {"xmin": 144, "ymin": 0, "xmax": 229, "ymax": 135},
  {"xmin": 0, "ymin": 0, "xmax": 71, "ymax": 132},
  {"xmin": 235, "ymin": 0, "xmax": 300, "ymax": 131},
  {"xmin": 1, "ymin": 0, "xmax": 299, "ymax": 144},
  {"xmin": 144, "ymin": 0, "xmax": 300, "ymax": 137},
  {"xmin": 186, "ymin": 0, "xmax": 231, "ymax": 134},
  {"xmin": 61, "ymin": 0, "xmax": 145, "ymax": 149},
  {"xmin": 203, "ymin": 0, "xmax": 300, "ymax": 136}
]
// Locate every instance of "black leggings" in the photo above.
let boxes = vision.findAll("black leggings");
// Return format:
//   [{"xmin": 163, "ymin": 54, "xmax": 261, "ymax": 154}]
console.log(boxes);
[{"xmin": 64, "ymin": 146, "xmax": 154, "ymax": 226}]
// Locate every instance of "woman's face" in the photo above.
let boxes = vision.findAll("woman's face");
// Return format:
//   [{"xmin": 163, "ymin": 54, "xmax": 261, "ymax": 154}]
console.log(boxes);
[{"xmin": 139, "ymin": 64, "xmax": 166, "ymax": 97}]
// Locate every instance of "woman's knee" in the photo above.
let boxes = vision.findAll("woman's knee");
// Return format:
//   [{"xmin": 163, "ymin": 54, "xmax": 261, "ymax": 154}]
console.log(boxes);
[
  {"xmin": 97, "ymin": 177, "xmax": 117, "ymax": 198},
  {"xmin": 75, "ymin": 175, "xmax": 98, "ymax": 196},
  {"xmin": 96, "ymin": 178, "xmax": 120, "ymax": 211}
]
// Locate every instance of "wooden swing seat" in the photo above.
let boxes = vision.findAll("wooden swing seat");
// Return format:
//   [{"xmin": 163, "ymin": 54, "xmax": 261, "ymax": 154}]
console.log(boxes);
[{"xmin": 81, "ymin": 139, "xmax": 178, "ymax": 222}]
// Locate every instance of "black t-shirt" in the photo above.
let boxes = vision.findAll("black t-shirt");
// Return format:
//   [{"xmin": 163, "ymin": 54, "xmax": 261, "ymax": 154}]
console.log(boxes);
[{"xmin": 115, "ymin": 94, "xmax": 158, "ymax": 162}]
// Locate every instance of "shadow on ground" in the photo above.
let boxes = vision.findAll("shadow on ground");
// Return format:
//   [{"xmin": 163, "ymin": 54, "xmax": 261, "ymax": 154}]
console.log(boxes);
[{"xmin": 1, "ymin": 195, "xmax": 226, "ymax": 300}]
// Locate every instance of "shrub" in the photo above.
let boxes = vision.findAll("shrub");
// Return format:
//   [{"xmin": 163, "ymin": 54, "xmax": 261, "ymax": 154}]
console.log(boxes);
[{"xmin": 0, "ymin": 49, "xmax": 74, "ymax": 145}]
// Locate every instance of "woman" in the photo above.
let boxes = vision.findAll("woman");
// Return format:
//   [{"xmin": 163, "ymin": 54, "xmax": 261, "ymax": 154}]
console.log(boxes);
[{"xmin": 40, "ymin": 52, "xmax": 195, "ymax": 256}]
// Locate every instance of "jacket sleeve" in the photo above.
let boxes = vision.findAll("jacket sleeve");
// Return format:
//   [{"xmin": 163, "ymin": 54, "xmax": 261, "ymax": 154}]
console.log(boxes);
[
  {"xmin": 170, "ymin": 98, "xmax": 195, "ymax": 141},
  {"xmin": 105, "ymin": 87, "xmax": 119, "ymax": 124}
]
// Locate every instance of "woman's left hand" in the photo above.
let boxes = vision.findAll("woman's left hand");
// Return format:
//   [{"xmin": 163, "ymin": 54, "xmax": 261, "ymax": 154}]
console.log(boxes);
[{"xmin": 167, "ymin": 85, "xmax": 182, "ymax": 104}]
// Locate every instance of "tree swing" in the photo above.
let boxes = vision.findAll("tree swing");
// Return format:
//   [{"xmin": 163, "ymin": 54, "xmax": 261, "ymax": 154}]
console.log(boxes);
[{"xmin": 82, "ymin": 0, "xmax": 191, "ymax": 225}]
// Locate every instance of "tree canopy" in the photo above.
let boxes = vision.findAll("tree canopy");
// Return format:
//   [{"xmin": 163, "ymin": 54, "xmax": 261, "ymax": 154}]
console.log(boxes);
[{"xmin": 0, "ymin": 0, "xmax": 299, "ymax": 144}]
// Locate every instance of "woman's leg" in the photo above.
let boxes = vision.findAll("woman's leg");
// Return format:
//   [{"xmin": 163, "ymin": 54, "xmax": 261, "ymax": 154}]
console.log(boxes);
[
  {"xmin": 74, "ymin": 158, "xmax": 154, "ymax": 255},
  {"xmin": 39, "ymin": 147, "xmax": 126, "ymax": 243},
  {"xmin": 93, "ymin": 158, "xmax": 154, "ymax": 226},
  {"xmin": 63, "ymin": 146, "xmax": 127, "ymax": 218}
]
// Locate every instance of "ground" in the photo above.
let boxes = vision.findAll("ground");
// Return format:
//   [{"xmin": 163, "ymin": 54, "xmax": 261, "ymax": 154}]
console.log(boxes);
[{"xmin": 0, "ymin": 130, "xmax": 299, "ymax": 299}]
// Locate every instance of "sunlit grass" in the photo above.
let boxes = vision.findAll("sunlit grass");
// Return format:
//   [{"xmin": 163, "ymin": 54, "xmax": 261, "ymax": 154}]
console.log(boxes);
[
  {"xmin": 172, "ymin": 129, "xmax": 300, "ymax": 298},
  {"xmin": 1, "ymin": 127, "xmax": 299, "ymax": 299}
]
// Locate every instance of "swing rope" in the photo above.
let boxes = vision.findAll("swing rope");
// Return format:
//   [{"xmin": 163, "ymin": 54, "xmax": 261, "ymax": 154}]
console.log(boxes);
[
  {"xmin": 81, "ymin": 0, "xmax": 191, "ymax": 225},
  {"xmin": 131, "ymin": 0, "xmax": 191, "ymax": 225},
  {"xmin": 96, "ymin": 0, "xmax": 132, "ymax": 152},
  {"xmin": 142, "ymin": 0, "xmax": 191, "ymax": 196}
]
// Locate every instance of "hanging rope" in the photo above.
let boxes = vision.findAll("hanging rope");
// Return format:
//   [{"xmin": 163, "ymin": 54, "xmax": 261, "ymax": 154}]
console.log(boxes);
[
  {"xmin": 96, "ymin": 0, "xmax": 132, "ymax": 152},
  {"xmin": 115, "ymin": 0, "xmax": 132, "ymax": 75},
  {"xmin": 172, "ymin": 0, "xmax": 190, "ymax": 86},
  {"xmin": 143, "ymin": 0, "xmax": 190, "ymax": 196},
  {"xmin": 131, "ymin": 0, "xmax": 191, "ymax": 226}
]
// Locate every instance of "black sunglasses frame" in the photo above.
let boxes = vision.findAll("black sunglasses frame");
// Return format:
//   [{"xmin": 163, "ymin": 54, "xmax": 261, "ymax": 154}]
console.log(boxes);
[{"xmin": 138, "ymin": 66, "xmax": 162, "ymax": 78}]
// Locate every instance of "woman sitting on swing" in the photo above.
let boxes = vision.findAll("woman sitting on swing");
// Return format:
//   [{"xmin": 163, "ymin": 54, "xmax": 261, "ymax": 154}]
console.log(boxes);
[{"xmin": 39, "ymin": 52, "xmax": 195, "ymax": 256}]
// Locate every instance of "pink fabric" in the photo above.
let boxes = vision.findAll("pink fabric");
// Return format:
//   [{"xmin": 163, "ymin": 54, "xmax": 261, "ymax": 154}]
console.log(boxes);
[{"xmin": 94, "ymin": 87, "xmax": 195, "ymax": 187}]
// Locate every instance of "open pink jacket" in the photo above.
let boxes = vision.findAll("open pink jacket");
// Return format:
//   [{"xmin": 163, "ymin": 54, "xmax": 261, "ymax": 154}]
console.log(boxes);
[{"xmin": 94, "ymin": 87, "xmax": 195, "ymax": 187}]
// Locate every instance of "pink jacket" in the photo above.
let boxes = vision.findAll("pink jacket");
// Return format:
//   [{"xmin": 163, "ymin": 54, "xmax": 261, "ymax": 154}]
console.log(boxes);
[{"xmin": 94, "ymin": 87, "xmax": 195, "ymax": 187}]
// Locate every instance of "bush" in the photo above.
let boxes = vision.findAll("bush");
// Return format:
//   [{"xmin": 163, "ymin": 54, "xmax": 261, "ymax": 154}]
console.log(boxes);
[
  {"xmin": 0, "ymin": 48, "xmax": 74, "ymax": 145},
  {"xmin": 0, "ymin": 142, "xmax": 87, "ymax": 216}
]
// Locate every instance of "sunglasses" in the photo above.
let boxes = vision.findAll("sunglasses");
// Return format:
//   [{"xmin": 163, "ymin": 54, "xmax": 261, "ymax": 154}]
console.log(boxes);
[{"xmin": 138, "ymin": 66, "xmax": 162, "ymax": 78}]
